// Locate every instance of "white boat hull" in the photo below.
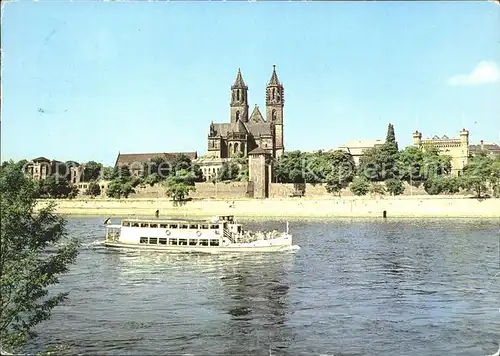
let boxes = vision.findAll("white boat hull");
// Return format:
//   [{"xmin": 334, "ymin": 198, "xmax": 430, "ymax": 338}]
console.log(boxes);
[
  {"xmin": 102, "ymin": 216, "xmax": 299, "ymax": 253},
  {"xmin": 103, "ymin": 240, "xmax": 296, "ymax": 253}
]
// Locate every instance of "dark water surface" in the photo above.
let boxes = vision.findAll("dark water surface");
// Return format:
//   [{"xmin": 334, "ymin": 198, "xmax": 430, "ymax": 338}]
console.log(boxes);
[{"xmin": 25, "ymin": 217, "xmax": 500, "ymax": 356}]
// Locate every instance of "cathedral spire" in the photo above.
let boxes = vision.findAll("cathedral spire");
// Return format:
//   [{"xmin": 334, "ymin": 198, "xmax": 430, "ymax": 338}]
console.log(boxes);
[
  {"xmin": 267, "ymin": 64, "xmax": 280, "ymax": 86},
  {"xmin": 232, "ymin": 68, "xmax": 247, "ymax": 89}
]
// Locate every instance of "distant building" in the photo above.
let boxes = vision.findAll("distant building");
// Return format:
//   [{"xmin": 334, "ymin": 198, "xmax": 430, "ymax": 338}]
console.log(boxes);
[
  {"xmin": 114, "ymin": 152, "xmax": 198, "ymax": 177},
  {"xmin": 412, "ymin": 128, "xmax": 469, "ymax": 176},
  {"xmin": 69, "ymin": 164, "xmax": 85, "ymax": 184},
  {"xmin": 195, "ymin": 156, "xmax": 230, "ymax": 182},
  {"xmin": 26, "ymin": 157, "xmax": 62, "ymax": 180},
  {"xmin": 333, "ymin": 139, "xmax": 385, "ymax": 166},
  {"xmin": 207, "ymin": 66, "xmax": 285, "ymax": 160},
  {"xmin": 469, "ymin": 140, "xmax": 500, "ymax": 157}
]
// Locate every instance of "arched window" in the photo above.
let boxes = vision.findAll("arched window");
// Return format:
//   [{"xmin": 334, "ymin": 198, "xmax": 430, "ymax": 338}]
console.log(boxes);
[
  {"xmin": 236, "ymin": 111, "xmax": 240, "ymax": 122},
  {"xmin": 237, "ymin": 90, "xmax": 240, "ymax": 101},
  {"xmin": 272, "ymin": 88, "xmax": 275, "ymax": 100},
  {"xmin": 272, "ymin": 110, "xmax": 277, "ymax": 122},
  {"xmin": 241, "ymin": 142, "xmax": 245, "ymax": 153},
  {"xmin": 234, "ymin": 142, "xmax": 239, "ymax": 153}
]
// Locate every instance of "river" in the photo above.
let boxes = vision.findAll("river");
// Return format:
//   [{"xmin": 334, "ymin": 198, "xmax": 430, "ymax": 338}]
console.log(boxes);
[{"xmin": 24, "ymin": 217, "xmax": 500, "ymax": 355}]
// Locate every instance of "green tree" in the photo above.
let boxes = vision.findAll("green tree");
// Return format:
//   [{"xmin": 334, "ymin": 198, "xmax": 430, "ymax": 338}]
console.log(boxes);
[
  {"xmin": 385, "ymin": 178, "xmax": 404, "ymax": 196},
  {"xmin": 38, "ymin": 176, "xmax": 78, "ymax": 199},
  {"xmin": 397, "ymin": 146, "xmax": 425, "ymax": 186},
  {"xmin": 491, "ymin": 157, "xmax": 500, "ymax": 197},
  {"xmin": 83, "ymin": 161, "xmax": 103, "ymax": 182},
  {"xmin": 0, "ymin": 161, "xmax": 79, "ymax": 352},
  {"xmin": 217, "ymin": 161, "xmax": 240, "ymax": 181},
  {"xmin": 85, "ymin": 181, "xmax": 101, "ymax": 196},
  {"xmin": 421, "ymin": 146, "xmax": 452, "ymax": 179},
  {"xmin": 164, "ymin": 169, "xmax": 196, "ymax": 201},
  {"xmin": 273, "ymin": 151, "xmax": 307, "ymax": 183},
  {"xmin": 171, "ymin": 154, "xmax": 193, "ymax": 174},
  {"xmin": 111, "ymin": 165, "xmax": 132, "ymax": 181},
  {"xmin": 102, "ymin": 166, "xmax": 114, "ymax": 180},
  {"xmin": 368, "ymin": 182, "xmax": 386, "ymax": 196},
  {"xmin": 350, "ymin": 176, "xmax": 370, "ymax": 196},
  {"xmin": 358, "ymin": 147, "xmax": 382, "ymax": 181},
  {"xmin": 106, "ymin": 180, "xmax": 135, "ymax": 199},
  {"xmin": 378, "ymin": 123, "xmax": 400, "ymax": 180},
  {"xmin": 231, "ymin": 152, "xmax": 249, "ymax": 181},
  {"xmin": 461, "ymin": 154, "xmax": 493, "ymax": 198},
  {"xmin": 423, "ymin": 176, "xmax": 444, "ymax": 195}
]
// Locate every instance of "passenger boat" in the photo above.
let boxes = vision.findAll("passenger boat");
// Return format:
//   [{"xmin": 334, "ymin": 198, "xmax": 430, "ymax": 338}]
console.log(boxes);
[{"xmin": 103, "ymin": 215, "xmax": 298, "ymax": 253}]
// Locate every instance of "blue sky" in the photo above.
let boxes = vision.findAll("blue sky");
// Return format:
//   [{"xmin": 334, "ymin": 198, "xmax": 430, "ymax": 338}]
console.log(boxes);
[{"xmin": 2, "ymin": 1, "xmax": 500, "ymax": 166}]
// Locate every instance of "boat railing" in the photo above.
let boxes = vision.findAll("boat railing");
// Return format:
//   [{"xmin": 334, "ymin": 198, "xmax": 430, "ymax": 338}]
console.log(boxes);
[
  {"xmin": 105, "ymin": 225, "xmax": 121, "ymax": 242},
  {"xmin": 223, "ymin": 228, "xmax": 235, "ymax": 243}
]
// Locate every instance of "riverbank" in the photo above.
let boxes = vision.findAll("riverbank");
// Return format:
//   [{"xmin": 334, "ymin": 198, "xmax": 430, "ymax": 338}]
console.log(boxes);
[{"xmin": 37, "ymin": 196, "xmax": 500, "ymax": 218}]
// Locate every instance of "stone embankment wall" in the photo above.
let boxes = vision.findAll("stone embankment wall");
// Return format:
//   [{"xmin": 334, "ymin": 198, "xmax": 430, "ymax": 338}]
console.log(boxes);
[
  {"xmin": 41, "ymin": 196, "xmax": 500, "ymax": 218},
  {"xmin": 121, "ymin": 182, "xmax": 434, "ymax": 200},
  {"xmin": 128, "ymin": 182, "xmax": 253, "ymax": 199},
  {"xmin": 269, "ymin": 182, "xmax": 429, "ymax": 198}
]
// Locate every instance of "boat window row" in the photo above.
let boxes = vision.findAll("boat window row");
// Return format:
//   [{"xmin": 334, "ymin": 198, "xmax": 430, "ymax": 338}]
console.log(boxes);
[
  {"xmin": 139, "ymin": 237, "xmax": 220, "ymax": 246},
  {"xmin": 123, "ymin": 222, "xmax": 220, "ymax": 230}
]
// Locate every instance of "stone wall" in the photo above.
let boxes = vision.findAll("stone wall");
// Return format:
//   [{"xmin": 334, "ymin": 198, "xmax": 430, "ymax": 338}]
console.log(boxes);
[
  {"xmin": 119, "ymin": 181, "xmax": 455, "ymax": 200},
  {"xmin": 269, "ymin": 182, "xmax": 441, "ymax": 198},
  {"xmin": 189, "ymin": 182, "xmax": 254, "ymax": 199},
  {"xmin": 129, "ymin": 181, "xmax": 254, "ymax": 199}
]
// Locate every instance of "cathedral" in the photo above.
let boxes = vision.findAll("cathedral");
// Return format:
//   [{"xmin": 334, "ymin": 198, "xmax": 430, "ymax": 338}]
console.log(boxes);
[{"xmin": 207, "ymin": 66, "xmax": 285, "ymax": 159}]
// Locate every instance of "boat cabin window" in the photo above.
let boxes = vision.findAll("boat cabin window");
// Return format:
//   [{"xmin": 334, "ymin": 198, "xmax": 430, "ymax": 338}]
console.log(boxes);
[
  {"xmin": 122, "ymin": 222, "xmax": 131, "ymax": 227},
  {"xmin": 149, "ymin": 237, "xmax": 158, "ymax": 244},
  {"xmin": 159, "ymin": 238, "xmax": 167, "ymax": 245},
  {"xmin": 132, "ymin": 222, "xmax": 140, "ymax": 227},
  {"xmin": 210, "ymin": 224, "xmax": 219, "ymax": 229},
  {"xmin": 189, "ymin": 224, "xmax": 198, "ymax": 229},
  {"xmin": 140, "ymin": 237, "xmax": 148, "ymax": 244},
  {"xmin": 169, "ymin": 224, "xmax": 178, "ymax": 229},
  {"xmin": 150, "ymin": 223, "xmax": 158, "ymax": 228},
  {"xmin": 199, "ymin": 239, "xmax": 209, "ymax": 246},
  {"xmin": 201, "ymin": 224, "xmax": 209, "ymax": 229},
  {"xmin": 178, "ymin": 239, "xmax": 187, "ymax": 245},
  {"xmin": 210, "ymin": 239, "xmax": 220, "ymax": 246},
  {"xmin": 160, "ymin": 224, "xmax": 168, "ymax": 228},
  {"xmin": 189, "ymin": 240, "xmax": 197, "ymax": 246},
  {"xmin": 180, "ymin": 224, "xmax": 189, "ymax": 229},
  {"xmin": 169, "ymin": 238, "xmax": 178, "ymax": 245},
  {"xmin": 140, "ymin": 223, "xmax": 149, "ymax": 228}
]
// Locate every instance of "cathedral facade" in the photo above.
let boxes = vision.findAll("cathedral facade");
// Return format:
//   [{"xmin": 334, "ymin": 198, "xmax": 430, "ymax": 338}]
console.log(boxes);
[{"xmin": 207, "ymin": 66, "xmax": 285, "ymax": 159}]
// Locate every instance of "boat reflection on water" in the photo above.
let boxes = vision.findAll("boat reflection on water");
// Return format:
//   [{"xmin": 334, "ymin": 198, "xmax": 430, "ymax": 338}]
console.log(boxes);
[{"xmin": 106, "ymin": 248, "xmax": 297, "ymax": 355}]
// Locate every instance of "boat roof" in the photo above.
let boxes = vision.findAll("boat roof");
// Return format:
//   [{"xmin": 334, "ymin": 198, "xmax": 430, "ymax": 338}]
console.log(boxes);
[{"xmin": 121, "ymin": 215, "xmax": 235, "ymax": 224}]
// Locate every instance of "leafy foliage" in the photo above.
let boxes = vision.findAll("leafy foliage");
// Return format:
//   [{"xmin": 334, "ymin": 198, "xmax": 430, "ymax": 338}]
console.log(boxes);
[
  {"xmin": 38, "ymin": 176, "xmax": 78, "ymax": 199},
  {"xmin": 358, "ymin": 123, "xmax": 400, "ymax": 181},
  {"xmin": 368, "ymin": 182, "xmax": 386, "ymax": 196},
  {"xmin": 273, "ymin": 151, "xmax": 308, "ymax": 183},
  {"xmin": 385, "ymin": 178, "xmax": 404, "ymax": 196},
  {"xmin": 0, "ymin": 161, "xmax": 79, "ymax": 352},
  {"xmin": 461, "ymin": 154, "xmax": 494, "ymax": 198},
  {"xmin": 163, "ymin": 169, "xmax": 196, "ymax": 201},
  {"xmin": 377, "ymin": 123, "xmax": 400, "ymax": 179},
  {"xmin": 82, "ymin": 161, "xmax": 103, "ymax": 182},
  {"xmin": 85, "ymin": 181, "xmax": 101, "ymax": 196},
  {"xmin": 350, "ymin": 176, "xmax": 370, "ymax": 196},
  {"xmin": 218, "ymin": 161, "xmax": 240, "ymax": 181}
]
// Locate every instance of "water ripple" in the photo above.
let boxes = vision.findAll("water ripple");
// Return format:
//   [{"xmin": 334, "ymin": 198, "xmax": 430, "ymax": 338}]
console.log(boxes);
[{"xmin": 22, "ymin": 217, "xmax": 500, "ymax": 356}]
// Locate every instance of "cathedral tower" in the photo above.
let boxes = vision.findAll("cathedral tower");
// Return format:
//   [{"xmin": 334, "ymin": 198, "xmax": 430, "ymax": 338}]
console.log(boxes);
[
  {"xmin": 265, "ymin": 65, "xmax": 284, "ymax": 158},
  {"xmin": 230, "ymin": 68, "xmax": 249, "ymax": 124}
]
